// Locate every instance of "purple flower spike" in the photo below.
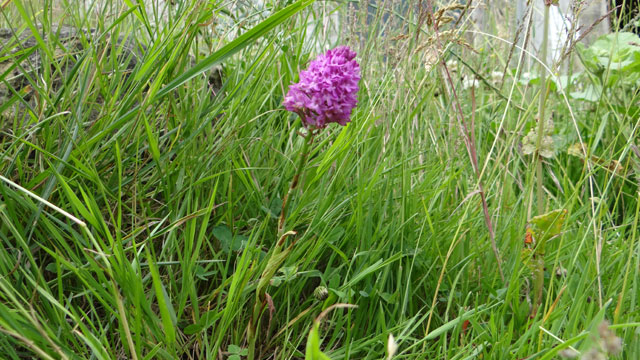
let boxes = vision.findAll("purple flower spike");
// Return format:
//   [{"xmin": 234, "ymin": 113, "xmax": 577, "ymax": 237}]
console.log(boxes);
[{"xmin": 283, "ymin": 46, "xmax": 360, "ymax": 128}]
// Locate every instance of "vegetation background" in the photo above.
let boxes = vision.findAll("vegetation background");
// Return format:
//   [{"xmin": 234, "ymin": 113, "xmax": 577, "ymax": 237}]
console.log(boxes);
[{"xmin": 0, "ymin": 0, "xmax": 639, "ymax": 359}]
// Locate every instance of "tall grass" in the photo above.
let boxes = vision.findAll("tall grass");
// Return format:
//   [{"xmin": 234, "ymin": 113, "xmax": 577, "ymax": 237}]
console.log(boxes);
[{"xmin": 1, "ymin": 0, "xmax": 639, "ymax": 359}]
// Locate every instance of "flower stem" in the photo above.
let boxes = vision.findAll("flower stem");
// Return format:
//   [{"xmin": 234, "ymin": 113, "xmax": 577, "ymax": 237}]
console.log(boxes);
[
  {"xmin": 532, "ymin": 0, "xmax": 551, "ymax": 318},
  {"xmin": 278, "ymin": 130, "xmax": 316, "ymax": 237},
  {"xmin": 247, "ymin": 127, "xmax": 316, "ymax": 360}
]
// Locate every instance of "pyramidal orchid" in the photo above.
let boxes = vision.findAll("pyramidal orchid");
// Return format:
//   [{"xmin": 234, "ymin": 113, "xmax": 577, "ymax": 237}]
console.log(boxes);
[
  {"xmin": 283, "ymin": 46, "xmax": 360, "ymax": 128},
  {"xmin": 247, "ymin": 47, "xmax": 360, "ymax": 360}
]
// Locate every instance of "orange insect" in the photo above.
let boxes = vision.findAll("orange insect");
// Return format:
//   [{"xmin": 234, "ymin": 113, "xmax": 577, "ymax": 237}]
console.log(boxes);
[{"xmin": 524, "ymin": 227, "xmax": 535, "ymax": 246}]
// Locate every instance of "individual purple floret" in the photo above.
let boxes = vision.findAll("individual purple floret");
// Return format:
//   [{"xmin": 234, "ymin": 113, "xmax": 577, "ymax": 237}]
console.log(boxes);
[{"xmin": 283, "ymin": 46, "xmax": 360, "ymax": 128}]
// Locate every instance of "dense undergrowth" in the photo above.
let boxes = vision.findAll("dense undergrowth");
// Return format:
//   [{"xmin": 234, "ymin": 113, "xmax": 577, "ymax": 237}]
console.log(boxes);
[{"xmin": 0, "ymin": 0, "xmax": 639, "ymax": 359}]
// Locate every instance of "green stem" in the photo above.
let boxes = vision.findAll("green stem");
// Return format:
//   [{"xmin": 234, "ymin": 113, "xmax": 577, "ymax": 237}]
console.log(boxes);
[
  {"xmin": 532, "ymin": 0, "xmax": 550, "ymax": 317},
  {"xmin": 247, "ymin": 126, "xmax": 316, "ymax": 360},
  {"xmin": 278, "ymin": 131, "xmax": 316, "ymax": 237}
]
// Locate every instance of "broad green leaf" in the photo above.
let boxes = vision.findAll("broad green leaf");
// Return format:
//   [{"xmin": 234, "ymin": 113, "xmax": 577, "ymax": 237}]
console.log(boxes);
[{"xmin": 530, "ymin": 209, "xmax": 567, "ymax": 240}]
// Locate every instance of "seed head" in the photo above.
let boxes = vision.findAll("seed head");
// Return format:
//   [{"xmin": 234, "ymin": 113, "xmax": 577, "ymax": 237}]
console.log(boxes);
[{"xmin": 313, "ymin": 286, "xmax": 329, "ymax": 301}]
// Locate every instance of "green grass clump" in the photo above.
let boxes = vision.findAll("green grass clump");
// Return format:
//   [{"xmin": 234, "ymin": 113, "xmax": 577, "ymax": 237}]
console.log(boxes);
[{"xmin": 1, "ymin": 0, "xmax": 639, "ymax": 359}]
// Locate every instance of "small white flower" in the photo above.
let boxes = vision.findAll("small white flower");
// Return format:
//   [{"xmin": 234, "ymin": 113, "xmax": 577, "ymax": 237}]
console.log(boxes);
[
  {"xmin": 490, "ymin": 71, "xmax": 503, "ymax": 80},
  {"xmin": 462, "ymin": 77, "xmax": 479, "ymax": 90},
  {"xmin": 446, "ymin": 60, "xmax": 458, "ymax": 73},
  {"xmin": 387, "ymin": 333, "xmax": 398, "ymax": 360}
]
